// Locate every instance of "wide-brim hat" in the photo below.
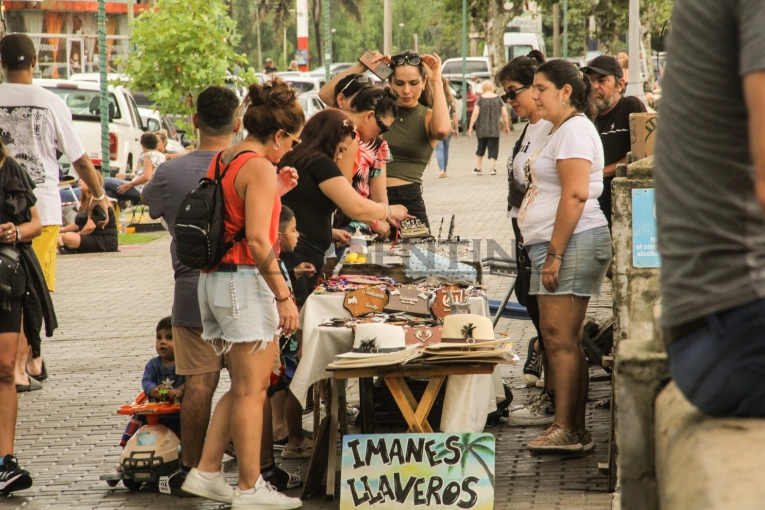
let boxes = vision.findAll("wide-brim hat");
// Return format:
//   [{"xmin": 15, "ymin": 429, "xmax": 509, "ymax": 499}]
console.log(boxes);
[
  {"xmin": 336, "ymin": 323, "xmax": 413, "ymax": 358},
  {"xmin": 440, "ymin": 314, "xmax": 499, "ymax": 344}
]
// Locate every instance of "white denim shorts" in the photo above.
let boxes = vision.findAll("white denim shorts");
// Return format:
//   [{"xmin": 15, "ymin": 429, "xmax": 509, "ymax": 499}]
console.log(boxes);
[{"xmin": 198, "ymin": 266, "xmax": 280, "ymax": 353}]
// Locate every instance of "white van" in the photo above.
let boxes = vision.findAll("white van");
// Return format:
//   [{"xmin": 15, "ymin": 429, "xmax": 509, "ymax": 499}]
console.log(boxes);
[{"xmin": 480, "ymin": 28, "xmax": 546, "ymax": 62}]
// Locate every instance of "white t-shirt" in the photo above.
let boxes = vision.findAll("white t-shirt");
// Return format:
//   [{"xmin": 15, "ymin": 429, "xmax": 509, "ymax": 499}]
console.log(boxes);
[
  {"xmin": 0, "ymin": 83, "xmax": 86, "ymax": 226},
  {"xmin": 508, "ymin": 119, "xmax": 553, "ymax": 219},
  {"xmin": 518, "ymin": 115, "xmax": 607, "ymax": 245}
]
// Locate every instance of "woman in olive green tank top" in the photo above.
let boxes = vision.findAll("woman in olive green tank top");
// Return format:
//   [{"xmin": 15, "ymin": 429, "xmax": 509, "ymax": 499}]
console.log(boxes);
[{"xmin": 383, "ymin": 51, "xmax": 452, "ymax": 229}]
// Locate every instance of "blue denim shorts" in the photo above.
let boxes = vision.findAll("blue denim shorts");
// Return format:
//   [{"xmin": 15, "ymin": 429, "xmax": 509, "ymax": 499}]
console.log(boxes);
[
  {"xmin": 198, "ymin": 266, "xmax": 280, "ymax": 352},
  {"xmin": 527, "ymin": 226, "xmax": 612, "ymax": 297}
]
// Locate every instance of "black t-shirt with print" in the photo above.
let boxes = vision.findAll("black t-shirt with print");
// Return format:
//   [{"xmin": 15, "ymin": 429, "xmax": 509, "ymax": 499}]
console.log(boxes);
[{"xmin": 594, "ymin": 96, "xmax": 646, "ymax": 166}]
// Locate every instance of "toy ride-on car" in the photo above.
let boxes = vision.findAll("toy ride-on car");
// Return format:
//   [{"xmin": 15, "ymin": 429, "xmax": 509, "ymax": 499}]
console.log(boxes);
[{"xmin": 100, "ymin": 391, "xmax": 181, "ymax": 492}]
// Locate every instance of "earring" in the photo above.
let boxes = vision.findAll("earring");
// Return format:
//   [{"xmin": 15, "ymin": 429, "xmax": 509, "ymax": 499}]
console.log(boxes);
[
  {"xmin": 273, "ymin": 142, "xmax": 281, "ymax": 150},
  {"xmin": 562, "ymin": 100, "xmax": 569, "ymax": 108}
]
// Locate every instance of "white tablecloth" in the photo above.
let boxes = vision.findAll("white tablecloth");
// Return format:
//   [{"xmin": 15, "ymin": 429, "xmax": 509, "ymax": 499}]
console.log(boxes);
[{"xmin": 291, "ymin": 292, "xmax": 505, "ymax": 433}]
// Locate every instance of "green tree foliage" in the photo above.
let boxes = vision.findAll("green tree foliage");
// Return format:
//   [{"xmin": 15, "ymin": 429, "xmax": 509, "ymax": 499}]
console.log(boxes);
[{"xmin": 123, "ymin": 0, "xmax": 255, "ymax": 129}]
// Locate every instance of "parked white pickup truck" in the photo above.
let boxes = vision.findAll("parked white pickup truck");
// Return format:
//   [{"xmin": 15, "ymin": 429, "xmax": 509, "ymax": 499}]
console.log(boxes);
[{"xmin": 34, "ymin": 79, "xmax": 145, "ymax": 176}]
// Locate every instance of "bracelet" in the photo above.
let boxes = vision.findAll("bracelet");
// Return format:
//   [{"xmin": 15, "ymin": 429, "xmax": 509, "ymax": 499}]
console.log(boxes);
[
  {"xmin": 546, "ymin": 253, "xmax": 563, "ymax": 261},
  {"xmin": 385, "ymin": 203, "xmax": 392, "ymax": 220},
  {"xmin": 92, "ymin": 193, "xmax": 106, "ymax": 201},
  {"xmin": 274, "ymin": 292, "xmax": 294, "ymax": 303},
  {"xmin": 15, "ymin": 227, "xmax": 21, "ymax": 243}
]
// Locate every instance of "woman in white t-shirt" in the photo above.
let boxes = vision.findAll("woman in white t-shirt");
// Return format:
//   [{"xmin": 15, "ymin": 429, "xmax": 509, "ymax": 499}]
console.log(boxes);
[
  {"xmin": 497, "ymin": 52, "xmax": 553, "ymax": 404},
  {"xmin": 518, "ymin": 59, "xmax": 611, "ymax": 454}
]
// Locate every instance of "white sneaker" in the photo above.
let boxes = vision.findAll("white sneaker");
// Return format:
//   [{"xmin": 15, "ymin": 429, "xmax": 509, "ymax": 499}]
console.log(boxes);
[
  {"xmin": 508, "ymin": 391, "xmax": 555, "ymax": 426},
  {"xmin": 181, "ymin": 467, "xmax": 234, "ymax": 504},
  {"xmin": 232, "ymin": 476, "xmax": 302, "ymax": 509}
]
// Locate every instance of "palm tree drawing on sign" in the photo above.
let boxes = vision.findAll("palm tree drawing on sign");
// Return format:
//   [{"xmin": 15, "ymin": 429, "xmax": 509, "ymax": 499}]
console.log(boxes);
[{"xmin": 435, "ymin": 434, "xmax": 495, "ymax": 487}]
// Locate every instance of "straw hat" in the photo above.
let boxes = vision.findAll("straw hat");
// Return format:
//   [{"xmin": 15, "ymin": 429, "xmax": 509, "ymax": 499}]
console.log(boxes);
[
  {"xmin": 440, "ymin": 314, "xmax": 497, "ymax": 344},
  {"xmin": 336, "ymin": 323, "xmax": 415, "ymax": 358}
]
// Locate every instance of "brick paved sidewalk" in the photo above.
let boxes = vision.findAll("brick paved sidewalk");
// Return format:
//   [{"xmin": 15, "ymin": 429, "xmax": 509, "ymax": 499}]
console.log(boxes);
[{"xmin": 5, "ymin": 133, "xmax": 614, "ymax": 509}]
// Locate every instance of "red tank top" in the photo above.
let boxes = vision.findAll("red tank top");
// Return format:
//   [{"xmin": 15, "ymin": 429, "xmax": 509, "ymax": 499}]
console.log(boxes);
[{"xmin": 206, "ymin": 151, "xmax": 281, "ymax": 267}]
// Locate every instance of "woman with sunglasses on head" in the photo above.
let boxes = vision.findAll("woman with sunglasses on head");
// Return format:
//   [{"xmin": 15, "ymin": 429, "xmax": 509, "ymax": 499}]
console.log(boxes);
[
  {"xmin": 383, "ymin": 50, "xmax": 451, "ymax": 229},
  {"xmin": 319, "ymin": 72, "xmax": 375, "ymax": 111},
  {"xmin": 518, "ymin": 60, "xmax": 611, "ymax": 455},
  {"xmin": 279, "ymin": 109, "xmax": 409, "ymax": 306},
  {"xmin": 180, "ymin": 78, "xmax": 304, "ymax": 508},
  {"xmin": 495, "ymin": 52, "xmax": 554, "ymax": 426}
]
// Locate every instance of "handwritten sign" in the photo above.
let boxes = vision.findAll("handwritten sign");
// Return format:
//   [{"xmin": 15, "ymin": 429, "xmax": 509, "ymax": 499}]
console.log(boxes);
[
  {"xmin": 632, "ymin": 189, "xmax": 660, "ymax": 268},
  {"xmin": 341, "ymin": 433, "xmax": 495, "ymax": 510}
]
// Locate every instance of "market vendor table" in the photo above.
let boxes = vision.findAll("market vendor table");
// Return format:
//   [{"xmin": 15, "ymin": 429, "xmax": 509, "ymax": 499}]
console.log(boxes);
[
  {"xmin": 291, "ymin": 292, "xmax": 503, "ymax": 433},
  {"xmin": 302, "ymin": 362, "xmax": 500, "ymax": 500}
]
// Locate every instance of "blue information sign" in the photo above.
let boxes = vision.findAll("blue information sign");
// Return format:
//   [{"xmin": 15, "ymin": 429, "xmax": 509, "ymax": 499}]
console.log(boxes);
[{"xmin": 632, "ymin": 188, "xmax": 660, "ymax": 268}]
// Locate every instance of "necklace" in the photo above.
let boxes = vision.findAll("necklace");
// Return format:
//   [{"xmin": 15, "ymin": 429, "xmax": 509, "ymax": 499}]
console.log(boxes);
[{"xmin": 550, "ymin": 111, "xmax": 581, "ymax": 134}]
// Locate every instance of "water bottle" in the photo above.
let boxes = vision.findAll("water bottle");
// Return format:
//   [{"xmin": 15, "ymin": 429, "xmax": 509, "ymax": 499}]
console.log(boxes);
[{"xmin": 119, "ymin": 209, "xmax": 127, "ymax": 234}]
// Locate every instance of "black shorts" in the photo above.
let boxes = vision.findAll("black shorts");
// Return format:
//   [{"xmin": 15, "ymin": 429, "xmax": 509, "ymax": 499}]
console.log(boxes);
[
  {"xmin": 387, "ymin": 183, "xmax": 430, "ymax": 230},
  {"xmin": 0, "ymin": 297, "xmax": 23, "ymax": 334},
  {"xmin": 476, "ymin": 137, "xmax": 500, "ymax": 160}
]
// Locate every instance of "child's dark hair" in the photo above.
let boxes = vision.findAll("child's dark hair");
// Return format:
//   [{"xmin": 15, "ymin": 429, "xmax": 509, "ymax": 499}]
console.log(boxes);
[
  {"xmin": 495, "ymin": 51, "xmax": 547, "ymax": 87},
  {"xmin": 536, "ymin": 59, "xmax": 594, "ymax": 117},
  {"xmin": 156, "ymin": 316, "xmax": 172, "ymax": 334},
  {"xmin": 279, "ymin": 205, "xmax": 295, "ymax": 231},
  {"xmin": 140, "ymin": 132, "xmax": 158, "ymax": 150},
  {"xmin": 350, "ymin": 86, "xmax": 399, "ymax": 119}
]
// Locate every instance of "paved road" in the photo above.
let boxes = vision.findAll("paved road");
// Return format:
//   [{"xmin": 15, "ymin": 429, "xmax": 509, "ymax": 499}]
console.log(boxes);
[{"xmin": 6, "ymin": 133, "xmax": 614, "ymax": 509}]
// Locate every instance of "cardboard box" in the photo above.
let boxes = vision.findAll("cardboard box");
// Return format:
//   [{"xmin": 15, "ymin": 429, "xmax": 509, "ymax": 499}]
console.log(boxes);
[{"xmin": 630, "ymin": 112, "xmax": 658, "ymax": 160}]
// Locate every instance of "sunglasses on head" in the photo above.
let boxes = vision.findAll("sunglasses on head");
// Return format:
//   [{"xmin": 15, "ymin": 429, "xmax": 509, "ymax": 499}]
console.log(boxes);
[
  {"xmin": 339, "ymin": 74, "xmax": 374, "ymax": 96},
  {"xmin": 501, "ymin": 86, "xmax": 529, "ymax": 103},
  {"xmin": 391, "ymin": 54, "xmax": 422, "ymax": 66},
  {"xmin": 374, "ymin": 114, "xmax": 391, "ymax": 134}
]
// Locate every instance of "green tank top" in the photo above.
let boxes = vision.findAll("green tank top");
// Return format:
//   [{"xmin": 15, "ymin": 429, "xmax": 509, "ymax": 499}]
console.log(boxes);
[{"xmin": 384, "ymin": 103, "xmax": 433, "ymax": 185}]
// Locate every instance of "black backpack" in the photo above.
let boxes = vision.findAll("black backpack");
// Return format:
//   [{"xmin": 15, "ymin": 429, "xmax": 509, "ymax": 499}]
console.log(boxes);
[{"xmin": 175, "ymin": 150, "xmax": 255, "ymax": 270}]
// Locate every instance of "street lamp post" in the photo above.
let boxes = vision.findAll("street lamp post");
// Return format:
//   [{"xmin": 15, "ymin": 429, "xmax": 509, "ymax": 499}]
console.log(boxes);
[{"xmin": 626, "ymin": 0, "xmax": 645, "ymax": 100}]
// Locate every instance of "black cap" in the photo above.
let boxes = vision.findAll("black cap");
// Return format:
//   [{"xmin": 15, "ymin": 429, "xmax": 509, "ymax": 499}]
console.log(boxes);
[
  {"xmin": 0, "ymin": 34, "xmax": 37, "ymax": 68},
  {"xmin": 582, "ymin": 55, "xmax": 623, "ymax": 79}
]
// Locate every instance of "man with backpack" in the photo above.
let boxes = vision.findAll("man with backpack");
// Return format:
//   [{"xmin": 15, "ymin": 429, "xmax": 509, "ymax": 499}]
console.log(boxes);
[{"xmin": 141, "ymin": 86, "xmax": 300, "ymax": 496}]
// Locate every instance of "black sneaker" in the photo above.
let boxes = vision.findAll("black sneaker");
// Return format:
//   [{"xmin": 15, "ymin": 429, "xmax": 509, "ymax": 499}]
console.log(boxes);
[
  {"xmin": 0, "ymin": 455, "xmax": 32, "ymax": 494},
  {"xmin": 161, "ymin": 470, "xmax": 193, "ymax": 497},
  {"xmin": 262, "ymin": 465, "xmax": 302, "ymax": 491},
  {"xmin": 522, "ymin": 337, "xmax": 542, "ymax": 386},
  {"xmin": 473, "ymin": 168, "xmax": 483, "ymax": 176}
]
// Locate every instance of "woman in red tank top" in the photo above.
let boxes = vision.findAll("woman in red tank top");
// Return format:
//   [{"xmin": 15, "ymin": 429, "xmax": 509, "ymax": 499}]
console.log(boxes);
[{"xmin": 186, "ymin": 78, "xmax": 305, "ymax": 508}]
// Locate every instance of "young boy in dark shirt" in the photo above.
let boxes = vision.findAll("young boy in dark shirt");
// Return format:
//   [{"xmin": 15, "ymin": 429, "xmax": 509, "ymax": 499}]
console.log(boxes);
[{"xmin": 120, "ymin": 317, "xmax": 184, "ymax": 447}]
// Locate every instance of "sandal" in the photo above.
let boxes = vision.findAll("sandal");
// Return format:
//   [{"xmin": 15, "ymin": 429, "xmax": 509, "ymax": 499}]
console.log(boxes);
[
  {"xmin": 526, "ymin": 423, "xmax": 583, "ymax": 453},
  {"xmin": 26, "ymin": 360, "xmax": 48, "ymax": 382},
  {"xmin": 281, "ymin": 438, "xmax": 313, "ymax": 459}
]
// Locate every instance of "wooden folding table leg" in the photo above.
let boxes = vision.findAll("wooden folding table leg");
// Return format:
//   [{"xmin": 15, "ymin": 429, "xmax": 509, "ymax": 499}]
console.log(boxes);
[
  {"xmin": 414, "ymin": 376, "xmax": 445, "ymax": 431},
  {"xmin": 326, "ymin": 381, "xmax": 339, "ymax": 500},
  {"xmin": 384, "ymin": 377, "xmax": 425, "ymax": 433},
  {"xmin": 337, "ymin": 379, "xmax": 348, "ymax": 436}
]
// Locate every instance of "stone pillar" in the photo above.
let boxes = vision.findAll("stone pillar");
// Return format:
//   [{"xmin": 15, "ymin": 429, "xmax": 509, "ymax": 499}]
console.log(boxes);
[{"xmin": 612, "ymin": 156, "xmax": 670, "ymax": 510}]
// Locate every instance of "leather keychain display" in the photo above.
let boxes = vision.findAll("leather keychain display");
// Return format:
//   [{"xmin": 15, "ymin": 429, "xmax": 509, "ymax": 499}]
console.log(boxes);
[
  {"xmin": 384, "ymin": 285, "xmax": 433, "ymax": 316},
  {"xmin": 343, "ymin": 287, "xmax": 390, "ymax": 317}
]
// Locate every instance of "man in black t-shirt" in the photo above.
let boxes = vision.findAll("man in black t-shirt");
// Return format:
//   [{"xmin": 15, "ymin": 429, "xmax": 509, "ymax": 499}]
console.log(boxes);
[{"xmin": 583, "ymin": 55, "xmax": 647, "ymax": 230}]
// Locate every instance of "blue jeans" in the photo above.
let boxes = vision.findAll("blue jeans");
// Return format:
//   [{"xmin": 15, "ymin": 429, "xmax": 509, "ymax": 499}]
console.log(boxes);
[
  {"xmin": 435, "ymin": 133, "xmax": 452, "ymax": 172},
  {"xmin": 104, "ymin": 177, "xmax": 141, "ymax": 202},
  {"xmin": 668, "ymin": 298, "xmax": 765, "ymax": 417}
]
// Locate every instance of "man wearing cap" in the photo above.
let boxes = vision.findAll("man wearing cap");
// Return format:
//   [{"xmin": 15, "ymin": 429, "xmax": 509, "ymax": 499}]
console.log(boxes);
[
  {"xmin": 0, "ymin": 34, "xmax": 109, "ymax": 391},
  {"xmin": 582, "ymin": 55, "xmax": 647, "ymax": 230}
]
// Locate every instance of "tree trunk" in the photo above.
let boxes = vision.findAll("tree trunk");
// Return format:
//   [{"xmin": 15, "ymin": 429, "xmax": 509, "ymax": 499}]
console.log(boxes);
[
  {"xmin": 485, "ymin": 0, "xmax": 512, "ymax": 78},
  {"xmin": 311, "ymin": 0, "xmax": 323, "ymax": 63}
]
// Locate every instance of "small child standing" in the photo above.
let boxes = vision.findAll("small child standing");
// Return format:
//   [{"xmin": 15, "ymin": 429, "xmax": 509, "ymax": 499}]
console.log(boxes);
[
  {"xmin": 272, "ymin": 206, "xmax": 315, "ymax": 462},
  {"xmin": 120, "ymin": 317, "xmax": 184, "ymax": 447}
]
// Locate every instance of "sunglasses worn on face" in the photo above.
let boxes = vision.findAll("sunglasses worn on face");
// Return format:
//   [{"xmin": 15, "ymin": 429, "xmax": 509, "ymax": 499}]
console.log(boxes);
[
  {"xmin": 501, "ymin": 86, "xmax": 529, "ymax": 103},
  {"xmin": 339, "ymin": 74, "xmax": 374, "ymax": 96},
  {"xmin": 375, "ymin": 114, "xmax": 391, "ymax": 134},
  {"xmin": 286, "ymin": 132, "xmax": 301, "ymax": 148},
  {"xmin": 391, "ymin": 54, "xmax": 422, "ymax": 66}
]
